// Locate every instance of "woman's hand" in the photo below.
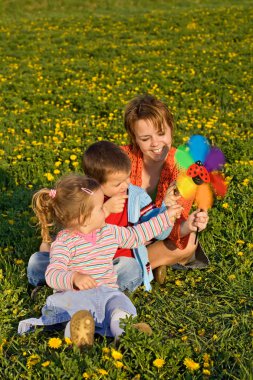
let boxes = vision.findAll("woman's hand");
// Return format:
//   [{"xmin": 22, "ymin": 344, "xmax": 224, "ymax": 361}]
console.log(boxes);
[
  {"xmin": 103, "ymin": 194, "xmax": 128, "ymax": 218},
  {"xmin": 164, "ymin": 182, "xmax": 181, "ymax": 207},
  {"xmin": 180, "ymin": 209, "xmax": 209, "ymax": 236},
  {"xmin": 72, "ymin": 272, "xmax": 97, "ymax": 290}
]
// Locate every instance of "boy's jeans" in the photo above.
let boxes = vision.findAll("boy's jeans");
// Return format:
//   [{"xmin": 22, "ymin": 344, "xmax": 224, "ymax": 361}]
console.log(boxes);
[{"xmin": 27, "ymin": 252, "xmax": 143, "ymax": 293}]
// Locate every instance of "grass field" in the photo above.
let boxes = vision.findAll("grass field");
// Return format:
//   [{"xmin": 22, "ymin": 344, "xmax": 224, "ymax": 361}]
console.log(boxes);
[{"xmin": 0, "ymin": 0, "xmax": 252, "ymax": 378}]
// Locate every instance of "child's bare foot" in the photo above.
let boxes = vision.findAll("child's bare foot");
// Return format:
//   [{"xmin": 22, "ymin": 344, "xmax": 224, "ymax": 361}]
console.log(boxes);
[
  {"xmin": 133, "ymin": 322, "xmax": 153, "ymax": 336},
  {"xmin": 70, "ymin": 310, "xmax": 95, "ymax": 347},
  {"xmin": 39, "ymin": 242, "xmax": 51, "ymax": 252}
]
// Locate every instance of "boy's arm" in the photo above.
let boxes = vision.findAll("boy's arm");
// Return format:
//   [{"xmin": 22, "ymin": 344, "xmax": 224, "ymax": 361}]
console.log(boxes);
[{"xmin": 103, "ymin": 194, "xmax": 128, "ymax": 218}]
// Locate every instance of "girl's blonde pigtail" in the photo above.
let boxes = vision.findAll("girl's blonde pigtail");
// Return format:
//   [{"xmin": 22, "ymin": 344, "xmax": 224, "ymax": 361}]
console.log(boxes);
[{"xmin": 32, "ymin": 189, "xmax": 54, "ymax": 243}]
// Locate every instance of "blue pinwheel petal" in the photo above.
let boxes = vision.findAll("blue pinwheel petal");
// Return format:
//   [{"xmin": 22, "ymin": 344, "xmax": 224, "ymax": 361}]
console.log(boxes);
[{"xmin": 188, "ymin": 135, "xmax": 210, "ymax": 163}]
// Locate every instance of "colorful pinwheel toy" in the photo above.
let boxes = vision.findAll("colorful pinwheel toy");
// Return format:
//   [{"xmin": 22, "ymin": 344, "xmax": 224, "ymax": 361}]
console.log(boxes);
[{"xmin": 175, "ymin": 134, "xmax": 227, "ymax": 242}]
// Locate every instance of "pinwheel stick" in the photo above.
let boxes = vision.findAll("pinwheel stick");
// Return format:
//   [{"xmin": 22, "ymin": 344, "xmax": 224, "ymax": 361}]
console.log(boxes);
[{"xmin": 194, "ymin": 209, "xmax": 203, "ymax": 245}]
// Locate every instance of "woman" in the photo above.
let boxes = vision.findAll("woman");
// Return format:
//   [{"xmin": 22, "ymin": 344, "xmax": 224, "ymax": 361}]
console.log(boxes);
[{"xmin": 122, "ymin": 94, "xmax": 209, "ymax": 284}]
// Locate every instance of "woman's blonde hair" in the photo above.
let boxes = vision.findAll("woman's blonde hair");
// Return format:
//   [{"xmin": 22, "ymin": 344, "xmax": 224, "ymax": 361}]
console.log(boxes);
[
  {"xmin": 124, "ymin": 94, "xmax": 174, "ymax": 147},
  {"xmin": 32, "ymin": 174, "xmax": 100, "ymax": 243}
]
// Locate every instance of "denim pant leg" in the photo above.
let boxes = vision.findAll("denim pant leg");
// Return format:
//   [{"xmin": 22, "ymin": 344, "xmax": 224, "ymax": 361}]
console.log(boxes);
[
  {"xmin": 27, "ymin": 251, "xmax": 50, "ymax": 286},
  {"xmin": 113, "ymin": 256, "xmax": 143, "ymax": 292}
]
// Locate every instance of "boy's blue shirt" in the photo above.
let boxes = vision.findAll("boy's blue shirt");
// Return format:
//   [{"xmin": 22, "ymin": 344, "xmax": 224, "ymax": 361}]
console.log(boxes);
[{"xmin": 127, "ymin": 183, "xmax": 172, "ymax": 291}]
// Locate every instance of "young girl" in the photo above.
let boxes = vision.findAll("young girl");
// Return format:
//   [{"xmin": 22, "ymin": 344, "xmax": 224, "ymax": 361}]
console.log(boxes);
[{"xmin": 19, "ymin": 173, "xmax": 182, "ymax": 346}]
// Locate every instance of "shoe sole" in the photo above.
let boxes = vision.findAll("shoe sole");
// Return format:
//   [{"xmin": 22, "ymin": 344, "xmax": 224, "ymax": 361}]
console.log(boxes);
[
  {"xmin": 133, "ymin": 322, "xmax": 153, "ymax": 336},
  {"xmin": 70, "ymin": 310, "xmax": 95, "ymax": 347},
  {"xmin": 154, "ymin": 265, "xmax": 167, "ymax": 284}
]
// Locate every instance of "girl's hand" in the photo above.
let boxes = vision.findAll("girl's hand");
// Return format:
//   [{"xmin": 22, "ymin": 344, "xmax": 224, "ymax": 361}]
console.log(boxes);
[
  {"xmin": 166, "ymin": 204, "xmax": 183, "ymax": 226},
  {"xmin": 72, "ymin": 272, "xmax": 97, "ymax": 290},
  {"xmin": 180, "ymin": 209, "xmax": 209, "ymax": 236},
  {"xmin": 103, "ymin": 194, "xmax": 128, "ymax": 217},
  {"xmin": 164, "ymin": 183, "xmax": 181, "ymax": 207}
]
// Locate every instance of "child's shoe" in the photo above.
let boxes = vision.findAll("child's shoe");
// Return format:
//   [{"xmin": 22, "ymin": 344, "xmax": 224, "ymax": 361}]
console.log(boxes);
[
  {"xmin": 70, "ymin": 310, "xmax": 95, "ymax": 347},
  {"xmin": 133, "ymin": 322, "xmax": 153, "ymax": 336},
  {"xmin": 153, "ymin": 265, "xmax": 167, "ymax": 285}
]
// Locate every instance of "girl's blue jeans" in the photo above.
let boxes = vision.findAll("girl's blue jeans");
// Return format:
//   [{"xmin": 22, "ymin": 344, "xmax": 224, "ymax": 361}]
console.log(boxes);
[{"xmin": 27, "ymin": 252, "xmax": 143, "ymax": 293}]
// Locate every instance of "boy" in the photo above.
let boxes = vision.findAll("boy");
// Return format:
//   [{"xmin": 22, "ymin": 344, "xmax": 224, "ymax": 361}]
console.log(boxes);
[{"xmin": 28, "ymin": 141, "xmax": 174, "ymax": 293}]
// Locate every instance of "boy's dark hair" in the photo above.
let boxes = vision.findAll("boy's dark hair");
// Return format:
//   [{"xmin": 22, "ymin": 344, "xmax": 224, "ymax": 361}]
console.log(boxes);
[{"xmin": 82, "ymin": 141, "xmax": 131, "ymax": 184}]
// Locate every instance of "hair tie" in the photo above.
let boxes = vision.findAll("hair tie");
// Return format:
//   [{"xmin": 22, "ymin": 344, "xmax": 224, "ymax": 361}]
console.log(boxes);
[
  {"xmin": 49, "ymin": 189, "xmax": 57, "ymax": 199},
  {"xmin": 81, "ymin": 187, "xmax": 94, "ymax": 195}
]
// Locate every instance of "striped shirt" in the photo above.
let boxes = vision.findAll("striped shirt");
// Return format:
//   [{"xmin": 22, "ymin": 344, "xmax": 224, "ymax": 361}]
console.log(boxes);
[{"xmin": 45, "ymin": 210, "xmax": 172, "ymax": 291}]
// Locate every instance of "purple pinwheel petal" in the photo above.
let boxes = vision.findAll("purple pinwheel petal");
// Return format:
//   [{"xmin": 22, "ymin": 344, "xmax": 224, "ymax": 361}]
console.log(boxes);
[{"xmin": 204, "ymin": 147, "xmax": 225, "ymax": 172}]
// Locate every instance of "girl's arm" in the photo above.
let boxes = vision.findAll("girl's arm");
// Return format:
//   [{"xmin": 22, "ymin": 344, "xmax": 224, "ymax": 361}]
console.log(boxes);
[
  {"xmin": 46, "ymin": 241, "xmax": 97, "ymax": 291},
  {"xmin": 113, "ymin": 204, "xmax": 182, "ymax": 249},
  {"xmin": 45, "ymin": 241, "xmax": 74, "ymax": 290}
]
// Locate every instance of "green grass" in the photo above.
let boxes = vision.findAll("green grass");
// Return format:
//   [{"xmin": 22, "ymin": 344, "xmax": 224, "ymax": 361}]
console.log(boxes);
[{"xmin": 0, "ymin": 0, "xmax": 252, "ymax": 378}]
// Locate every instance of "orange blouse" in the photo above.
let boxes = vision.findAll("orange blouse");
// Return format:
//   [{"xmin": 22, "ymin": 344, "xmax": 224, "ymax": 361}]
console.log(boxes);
[{"xmin": 121, "ymin": 145, "xmax": 193, "ymax": 249}]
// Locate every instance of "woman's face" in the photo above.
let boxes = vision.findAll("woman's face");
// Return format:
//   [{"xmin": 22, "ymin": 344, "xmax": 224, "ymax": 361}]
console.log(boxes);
[{"xmin": 133, "ymin": 119, "xmax": 172, "ymax": 163}]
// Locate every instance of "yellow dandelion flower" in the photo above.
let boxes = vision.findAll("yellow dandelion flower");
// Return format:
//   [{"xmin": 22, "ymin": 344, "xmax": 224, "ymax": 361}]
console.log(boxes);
[
  {"xmin": 102, "ymin": 347, "xmax": 110, "ymax": 354},
  {"xmin": 70, "ymin": 154, "xmax": 77, "ymax": 161},
  {"xmin": 203, "ymin": 353, "xmax": 210, "ymax": 362},
  {"xmin": 203, "ymin": 369, "xmax": 211, "ymax": 376},
  {"xmin": 27, "ymin": 354, "xmax": 40, "ymax": 369},
  {"xmin": 54, "ymin": 169, "xmax": 60, "ymax": 175},
  {"xmin": 181, "ymin": 335, "xmax": 188, "ymax": 341},
  {"xmin": 48, "ymin": 337, "xmax": 62, "ymax": 349},
  {"xmin": 97, "ymin": 368, "xmax": 108, "ymax": 375},
  {"xmin": 54, "ymin": 161, "xmax": 61, "ymax": 167},
  {"xmin": 184, "ymin": 358, "xmax": 200, "ymax": 371},
  {"xmin": 44, "ymin": 173, "xmax": 54, "ymax": 181},
  {"xmin": 175, "ymin": 279, "xmax": 183, "ymax": 286},
  {"xmin": 203, "ymin": 362, "xmax": 210, "ymax": 368},
  {"xmin": 228, "ymin": 274, "xmax": 236, "ymax": 281},
  {"xmin": 222, "ymin": 203, "xmax": 229, "ymax": 209},
  {"xmin": 242, "ymin": 179, "xmax": 249, "ymax": 186},
  {"xmin": 111, "ymin": 349, "xmax": 123, "ymax": 360},
  {"xmin": 198, "ymin": 328, "xmax": 205, "ymax": 336},
  {"xmin": 64, "ymin": 337, "xmax": 72, "ymax": 345},
  {"xmin": 236, "ymin": 240, "xmax": 245, "ymax": 244},
  {"xmin": 41, "ymin": 360, "xmax": 50, "ymax": 367},
  {"xmin": 153, "ymin": 358, "xmax": 165, "ymax": 368},
  {"xmin": 212, "ymin": 334, "xmax": 218, "ymax": 341},
  {"xmin": 82, "ymin": 373, "xmax": 90, "ymax": 379},
  {"xmin": 237, "ymin": 251, "xmax": 244, "ymax": 256},
  {"xmin": 15, "ymin": 259, "xmax": 24, "ymax": 265},
  {"xmin": 114, "ymin": 361, "xmax": 123, "ymax": 369}
]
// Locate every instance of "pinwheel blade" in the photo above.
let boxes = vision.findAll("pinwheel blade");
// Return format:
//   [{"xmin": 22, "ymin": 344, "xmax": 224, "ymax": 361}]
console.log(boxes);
[
  {"xmin": 204, "ymin": 147, "xmax": 226, "ymax": 172},
  {"xmin": 195, "ymin": 183, "xmax": 213, "ymax": 210},
  {"xmin": 210, "ymin": 172, "xmax": 227, "ymax": 197},
  {"xmin": 188, "ymin": 135, "xmax": 210, "ymax": 163},
  {"xmin": 176, "ymin": 172, "xmax": 197, "ymax": 199},
  {"xmin": 175, "ymin": 145, "xmax": 194, "ymax": 169}
]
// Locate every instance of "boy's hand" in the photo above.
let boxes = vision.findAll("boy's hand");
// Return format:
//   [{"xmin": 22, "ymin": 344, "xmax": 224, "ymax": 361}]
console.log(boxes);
[
  {"xmin": 103, "ymin": 194, "xmax": 128, "ymax": 217},
  {"xmin": 72, "ymin": 272, "xmax": 97, "ymax": 290},
  {"xmin": 166, "ymin": 204, "xmax": 183, "ymax": 226},
  {"xmin": 164, "ymin": 183, "xmax": 181, "ymax": 207}
]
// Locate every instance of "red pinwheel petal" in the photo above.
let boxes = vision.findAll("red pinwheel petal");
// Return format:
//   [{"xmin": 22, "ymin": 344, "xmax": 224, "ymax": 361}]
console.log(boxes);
[{"xmin": 210, "ymin": 172, "xmax": 227, "ymax": 197}]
